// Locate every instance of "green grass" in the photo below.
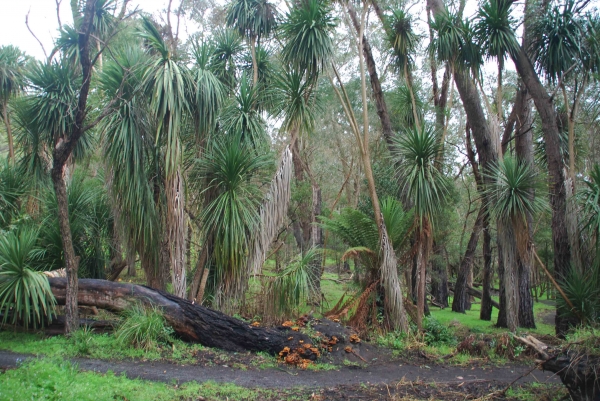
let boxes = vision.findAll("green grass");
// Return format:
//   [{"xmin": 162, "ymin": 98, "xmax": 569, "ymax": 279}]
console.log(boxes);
[
  {"xmin": 0, "ymin": 358, "xmax": 277, "ymax": 401},
  {"xmin": 0, "ymin": 330, "xmax": 204, "ymax": 364},
  {"xmin": 429, "ymin": 296, "xmax": 555, "ymax": 336}
]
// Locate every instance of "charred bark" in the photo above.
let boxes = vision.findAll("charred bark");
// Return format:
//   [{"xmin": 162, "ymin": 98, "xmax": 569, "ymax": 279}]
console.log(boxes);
[{"xmin": 48, "ymin": 278, "xmax": 314, "ymax": 355}]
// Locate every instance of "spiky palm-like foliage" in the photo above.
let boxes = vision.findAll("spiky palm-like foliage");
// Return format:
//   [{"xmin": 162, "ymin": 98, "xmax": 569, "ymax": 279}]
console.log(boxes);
[
  {"xmin": 266, "ymin": 247, "xmax": 320, "ymax": 317},
  {"xmin": 390, "ymin": 83, "xmax": 424, "ymax": 129},
  {"xmin": 0, "ymin": 160, "xmax": 30, "ymax": 229},
  {"xmin": 484, "ymin": 156, "xmax": 548, "ymax": 224},
  {"xmin": 219, "ymin": 74, "xmax": 267, "ymax": 147},
  {"xmin": 198, "ymin": 136, "xmax": 271, "ymax": 308},
  {"xmin": 226, "ymin": 0, "xmax": 278, "ymax": 41},
  {"xmin": 474, "ymin": 0, "xmax": 519, "ymax": 63},
  {"xmin": 529, "ymin": 0, "xmax": 587, "ymax": 83},
  {"xmin": 211, "ymin": 29, "xmax": 244, "ymax": 91},
  {"xmin": 39, "ymin": 173, "xmax": 113, "ymax": 279},
  {"xmin": 191, "ymin": 41, "xmax": 226, "ymax": 137},
  {"xmin": 0, "ymin": 45, "xmax": 27, "ymax": 161},
  {"xmin": 388, "ymin": 9, "xmax": 419, "ymax": 68},
  {"xmin": 100, "ymin": 45, "xmax": 162, "ymax": 286},
  {"xmin": 273, "ymin": 68, "xmax": 317, "ymax": 135},
  {"xmin": 429, "ymin": 10, "xmax": 482, "ymax": 75},
  {"xmin": 319, "ymin": 198, "xmax": 412, "ymax": 272},
  {"xmin": 0, "ymin": 228, "xmax": 56, "ymax": 328},
  {"xmin": 279, "ymin": 0, "xmax": 336, "ymax": 80},
  {"xmin": 580, "ymin": 164, "xmax": 600, "ymax": 256},
  {"xmin": 393, "ymin": 126, "xmax": 451, "ymax": 225},
  {"xmin": 139, "ymin": 17, "xmax": 194, "ymax": 297}
]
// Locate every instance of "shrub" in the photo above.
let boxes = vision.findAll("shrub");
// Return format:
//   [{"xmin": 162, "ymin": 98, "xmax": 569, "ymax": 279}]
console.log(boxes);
[
  {"xmin": 115, "ymin": 304, "xmax": 174, "ymax": 350},
  {"xmin": 0, "ymin": 228, "xmax": 56, "ymax": 328},
  {"xmin": 71, "ymin": 326, "xmax": 94, "ymax": 355},
  {"xmin": 423, "ymin": 316, "xmax": 456, "ymax": 346}
]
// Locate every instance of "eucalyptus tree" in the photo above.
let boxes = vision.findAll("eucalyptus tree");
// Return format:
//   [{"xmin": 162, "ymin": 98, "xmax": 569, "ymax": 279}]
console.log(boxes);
[
  {"xmin": 225, "ymin": 0, "xmax": 278, "ymax": 85},
  {"xmin": 0, "ymin": 46, "xmax": 27, "ymax": 163},
  {"xmin": 393, "ymin": 126, "xmax": 451, "ymax": 331}
]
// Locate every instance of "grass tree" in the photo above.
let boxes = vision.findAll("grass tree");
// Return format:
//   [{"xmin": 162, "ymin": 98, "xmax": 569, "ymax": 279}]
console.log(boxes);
[
  {"xmin": 393, "ymin": 126, "xmax": 451, "ymax": 331},
  {"xmin": 0, "ymin": 46, "xmax": 27, "ymax": 163},
  {"xmin": 484, "ymin": 156, "xmax": 547, "ymax": 331},
  {"xmin": 225, "ymin": 0, "xmax": 278, "ymax": 85}
]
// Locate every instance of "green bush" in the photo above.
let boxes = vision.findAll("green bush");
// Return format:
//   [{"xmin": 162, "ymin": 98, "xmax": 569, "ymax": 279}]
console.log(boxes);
[
  {"xmin": 376, "ymin": 330, "xmax": 406, "ymax": 350},
  {"xmin": 0, "ymin": 228, "xmax": 56, "ymax": 328},
  {"xmin": 115, "ymin": 304, "xmax": 174, "ymax": 350},
  {"xmin": 423, "ymin": 316, "xmax": 456, "ymax": 346},
  {"xmin": 71, "ymin": 326, "xmax": 94, "ymax": 355}
]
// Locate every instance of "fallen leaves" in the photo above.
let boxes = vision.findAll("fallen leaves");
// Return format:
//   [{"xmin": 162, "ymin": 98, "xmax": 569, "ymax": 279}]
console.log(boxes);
[{"xmin": 349, "ymin": 334, "xmax": 361, "ymax": 343}]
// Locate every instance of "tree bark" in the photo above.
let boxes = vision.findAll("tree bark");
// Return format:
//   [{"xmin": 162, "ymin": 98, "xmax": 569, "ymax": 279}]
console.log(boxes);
[
  {"xmin": 430, "ymin": 243, "xmax": 449, "ymax": 308},
  {"xmin": 452, "ymin": 206, "xmax": 485, "ymax": 313},
  {"xmin": 346, "ymin": 3, "xmax": 394, "ymax": 146},
  {"xmin": 498, "ymin": 221, "xmax": 519, "ymax": 332},
  {"xmin": 511, "ymin": 45, "xmax": 572, "ymax": 336},
  {"xmin": 480, "ymin": 214, "xmax": 494, "ymax": 320},
  {"xmin": 48, "ymin": 278, "xmax": 315, "ymax": 355},
  {"xmin": 50, "ymin": 0, "xmax": 96, "ymax": 334}
]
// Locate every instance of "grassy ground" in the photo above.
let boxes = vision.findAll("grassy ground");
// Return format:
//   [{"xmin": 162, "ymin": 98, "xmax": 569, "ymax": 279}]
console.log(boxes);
[{"xmin": 0, "ymin": 358, "xmax": 285, "ymax": 401}]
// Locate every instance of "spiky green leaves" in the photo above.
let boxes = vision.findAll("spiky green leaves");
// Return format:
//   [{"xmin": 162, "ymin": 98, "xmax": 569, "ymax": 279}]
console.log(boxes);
[
  {"xmin": 280, "ymin": 0, "xmax": 336, "ymax": 79},
  {"xmin": 0, "ymin": 45, "xmax": 27, "ymax": 103},
  {"xmin": 198, "ymin": 136, "xmax": 271, "ymax": 301},
  {"xmin": 393, "ymin": 126, "xmax": 451, "ymax": 225},
  {"xmin": 0, "ymin": 228, "xmax": 56, "ymax": 328},
  {"xmin": 429, "ymin": 10, "xmax": 482, "ymax": 75},
  {"xmin": 273, "ymin": 68, "xmax": 317, "ymax": 136},
  {"xmin": 388, "ymin": 9, "xmax": 419, "ymax": 68},
  {"xmin": 484, "ymin": 156, "xmax": 548, "ymax": 224},
  {"xmin": 474, "ymin": 0, "xmax": 519, "ymax": 63},
  {"xmin": 580, "ymin": 164, "xmax": 600, "ymax": 246},
  {"xmin": 529, "ymin": 0, "xmax": 594, "ymax": 82},
  {"xmin": 226, "ymin": 0, "xmax": 278, "ymax": 40}
]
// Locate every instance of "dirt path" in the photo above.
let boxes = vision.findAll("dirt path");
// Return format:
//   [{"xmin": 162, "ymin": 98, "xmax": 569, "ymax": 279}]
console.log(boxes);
[{"xmin": 0, "ymin": 350, "xmax": 559, "ymax": 389}]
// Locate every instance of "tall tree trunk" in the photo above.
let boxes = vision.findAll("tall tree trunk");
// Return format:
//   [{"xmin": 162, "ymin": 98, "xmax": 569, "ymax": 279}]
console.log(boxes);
[
  {"xmin": 166, "ymin": 168, "xmax": 187, "ymax": 298},
  {"xmin": 2, "ymin": 103, "xmax": 14, "ymax": 162},
  {"xmin": 514, "ymin": 83, "xmax": 536, "ymax": 328},
  {"xmin": 511, "ymin": 46, "xmax": 573, "ymax": 336},
  {"xmin": 50, "ymin": 0, "xmax": 96, "ymax": 334},
  {"xmin": 416, "ymin": 219, "xmax": 433, "ymax": 331},
  {"xmin": 309, "ymin": 184, "xmax": 323, "ymax": 302},
  {"xmin": 480, "ymin": 214, "xmax": 494, "ymax": 320},
  {"xmin": 498, "ymin": 221, "xmax": 519, "ymax": 332},
  {"xmin": 430, "ymin": 243, "xmax": 449, "ymax": 308},
  {"xmin": 250, "ymin": 36, "xmax": 258, "ymax": 85},
  {"xmin": 346, "ymin": 3, "xmax": 394, "ymax": 146},
  {"xmin": 452, "ymin": 206, "xmax": 485, "ymax": 313}
]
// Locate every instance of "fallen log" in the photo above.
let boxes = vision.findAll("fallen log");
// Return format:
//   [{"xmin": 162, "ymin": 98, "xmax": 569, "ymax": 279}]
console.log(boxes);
[
  {"xmin": 515, "ymin": 335, "xmax": 600, "ymax": 401},
  {"xmin": 448, "ymin": 283, "xmax": 500, "ymax": 310},
  {"xmin": 48, "ymin": 278, "xmax": 313, "ymax": 356}
]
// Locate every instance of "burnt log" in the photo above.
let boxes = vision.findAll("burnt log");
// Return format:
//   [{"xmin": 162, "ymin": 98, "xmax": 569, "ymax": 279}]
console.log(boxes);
[
  {"xmin": 542, "ymin": 353, "xmax": 600, "ymax": 401},
  {"xmin": 48, "ymin": 278, "xmax": 313, "ymax": 356}
]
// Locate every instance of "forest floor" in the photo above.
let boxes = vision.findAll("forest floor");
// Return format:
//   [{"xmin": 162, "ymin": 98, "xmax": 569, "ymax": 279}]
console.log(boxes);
[{"xmin": 0, "ymin": 347, "xmax": 563, "ymax": 400}]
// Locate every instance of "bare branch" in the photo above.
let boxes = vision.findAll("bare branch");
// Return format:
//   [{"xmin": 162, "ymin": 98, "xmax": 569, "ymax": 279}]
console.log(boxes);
[
  {"xmin": 25, "ymin": 9, "xmax": 48, "ymax": 60},
  {"xmin": 55, "ymin": 0, "xmax": 63, "ymax": 27}
]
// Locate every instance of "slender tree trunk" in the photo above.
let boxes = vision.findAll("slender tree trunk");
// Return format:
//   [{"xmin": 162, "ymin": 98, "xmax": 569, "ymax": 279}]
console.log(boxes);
[
  {"xmin": 430, "ymin": 243, "xmax": 449, "ymax": 308},
  {"xmin": 50, "ymin": 0, "xmax": 96, "ymax": 334},
  {"xmin": 308, "ymin": 184, "xmax": 323, "ymax": 302},
  {"xmin": 2, "ymin": 103, "xmax": 14, "ymax": 162},
  {"xmin": 416, "ymin": 219, "xmax": 433, "ymax": 331},
  {"xmin": 498, "ymin": 220, "xmax": 519, "ymax": 332},
  {"xmin": 514, "ymin": 83, "xmax": 536, "ymax": 328},
  {"xmin": 453, "ymin": 206, "xmax": 485, "ymax": 313},
  {"xmin": 480, "ymin": 214, "xmax": 493, "ymax": 320},
  {"xmin": 250, "ymin": 36, "xmax": 258, "ymax": 85},
  {"xmin": 166, "ymin": 168, "xmax": 187, "ymax": 298},
  {"xmin": 188, "ymin": 239, "xmax": 210, "ymax": 302}
]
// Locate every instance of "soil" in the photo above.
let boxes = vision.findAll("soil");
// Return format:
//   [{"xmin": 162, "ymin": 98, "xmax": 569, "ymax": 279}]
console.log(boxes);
[{"xmin": 0, "ymin": 347, "xmax": 562, "ymax": 400}]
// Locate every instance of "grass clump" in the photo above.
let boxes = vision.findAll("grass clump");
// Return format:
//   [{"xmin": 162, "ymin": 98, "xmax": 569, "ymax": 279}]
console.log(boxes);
[
  {"xmin": 115, "ymin": 304, "xmax": 174, "ymax": 350},
  {"xmin": 423, "ymin": 316, "xmax": 456, "ymax": 346}
]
